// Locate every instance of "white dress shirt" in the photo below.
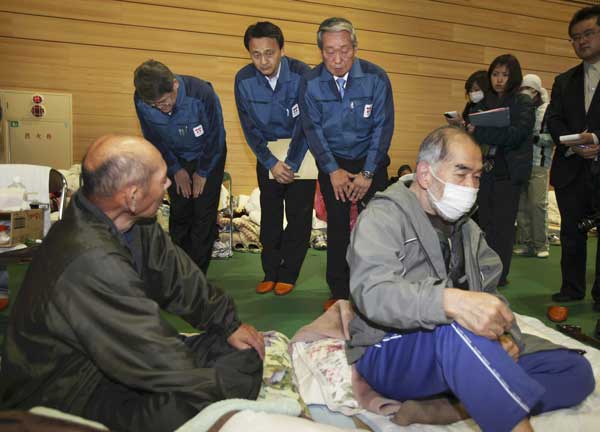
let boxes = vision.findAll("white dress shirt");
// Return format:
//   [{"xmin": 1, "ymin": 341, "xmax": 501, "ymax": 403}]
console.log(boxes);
[{"xmin": 265, "ymin": 63, "xmax": 282, "ymax": 91}]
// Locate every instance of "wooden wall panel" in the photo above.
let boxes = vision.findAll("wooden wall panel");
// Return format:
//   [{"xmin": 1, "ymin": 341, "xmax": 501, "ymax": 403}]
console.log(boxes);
[
  {"xmin": 0, "ymin": 0, "xmax": 583, "ymax": 193},
  {"xmin": 300, "ymin": 0, "xmax": 573, "ymax": 37}
]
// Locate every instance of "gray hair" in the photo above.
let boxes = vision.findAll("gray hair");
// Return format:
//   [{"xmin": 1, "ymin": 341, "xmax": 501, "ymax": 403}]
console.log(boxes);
[
  {"xmin": 317, "ymin": 17, "xmax": 357, "ymax": 49},
  {"xmin": 81, "ymin": 151, "xmax": 153, "ymax": 198},
  {"xmin": 416, "ymin": 126, "xmax": 476, "ymax": 167}
]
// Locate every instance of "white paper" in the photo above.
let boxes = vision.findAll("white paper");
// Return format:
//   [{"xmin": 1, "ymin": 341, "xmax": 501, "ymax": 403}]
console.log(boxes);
[
  {"xmin": 268, "ymin": 139, "xmax": 318, "ymax": 180},
  {"xmin": 559, "ymin": 134, "xmax": 582, "ymax": 142}
]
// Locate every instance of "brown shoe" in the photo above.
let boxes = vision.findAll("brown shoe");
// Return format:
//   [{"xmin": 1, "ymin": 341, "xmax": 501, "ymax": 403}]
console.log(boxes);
[
  {"xmin": 274, "ymin": 282, "xmax": 294, "ymax": 296},
  {"xmin": 323, "ymin": 298, "xmax": 339, "ymax": 311},
  {"xmin": 256, "ymin": 281, "xmax": 275, "ymax": 294}
]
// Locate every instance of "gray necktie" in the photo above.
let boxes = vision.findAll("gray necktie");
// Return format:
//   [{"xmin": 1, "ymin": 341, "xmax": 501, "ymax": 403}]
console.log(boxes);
[{"xmin": 336, "ymin": 78, "xmax": 346, "ymax": 99}]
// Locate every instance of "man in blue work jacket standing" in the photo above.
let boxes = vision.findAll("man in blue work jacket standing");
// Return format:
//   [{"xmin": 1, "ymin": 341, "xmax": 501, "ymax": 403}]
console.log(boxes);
[
  {"xmin": 235, "ymin": 22, "xmax": 315, "ymax": 296},
  {"xmin": 134, "ymin": 60, "xmax": 227, "ymax": 274},
  {"xmin": 300, "ymin": 17, "xmax": 395, "ymax": 309}
]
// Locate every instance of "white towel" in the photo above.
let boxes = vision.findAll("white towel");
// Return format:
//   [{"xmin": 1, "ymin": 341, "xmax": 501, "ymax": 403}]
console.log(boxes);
[
  {"xmin": 0, "ymin": 164, "xmax": 51, "ymax": 234},
  {"xmin": 175, "ymin": 398, "xmax": 302, "ymax": 432}
]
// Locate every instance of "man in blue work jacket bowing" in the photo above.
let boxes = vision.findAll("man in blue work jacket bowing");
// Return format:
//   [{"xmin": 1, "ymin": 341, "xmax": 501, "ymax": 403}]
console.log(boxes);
[
  {"xmin": 235, "ymin": 22, "xmax": 316, "ymax": 296},
  {"xmin": 300, "ymin": 17, "xmax": 395, "ymax": 309},
  {"xmin": 134, "ymin": 60, "xmax": 227, "ymax": 274}
]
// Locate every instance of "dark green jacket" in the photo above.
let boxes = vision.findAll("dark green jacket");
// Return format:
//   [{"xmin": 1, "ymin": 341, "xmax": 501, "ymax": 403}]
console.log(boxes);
[{"xmin": 0, "ymin": 192, "xmax": 241, "ymax": 414}]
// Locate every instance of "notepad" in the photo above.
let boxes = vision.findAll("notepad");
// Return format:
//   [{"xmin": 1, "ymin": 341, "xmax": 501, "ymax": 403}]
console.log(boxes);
[
  {"xmin": 468, "ymin": 107, "xmax": 510, "ymax": 127},
  {"xmin": 559, "ymin": 134, "xmax": 582, "ymax": 143},
  {"xmin": 268, "ymin": 139, "xmax": 318, "ymax": 180}
]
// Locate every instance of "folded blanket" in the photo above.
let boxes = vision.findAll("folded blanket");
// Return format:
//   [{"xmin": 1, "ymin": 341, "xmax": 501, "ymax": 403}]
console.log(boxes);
[
  {"xmin": 293, "ymin": 338, "xmax": 361, "ymax": 415},
  {"xmin": 259, "ymin": 331, "xmax": 303, "ymax": 406},
  {"xmin": 291, "ymin": 300, "xmax": 403, "ymax": 416},
  {"xmin": 232, "ymin": 216, "xmax": 262, "ymax": 252}
]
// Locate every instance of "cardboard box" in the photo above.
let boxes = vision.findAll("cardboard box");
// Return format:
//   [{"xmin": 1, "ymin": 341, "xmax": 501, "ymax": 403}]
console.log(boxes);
[{"xmin": 0, "ymin": 209, "xmax": 44, "ymax": 247}]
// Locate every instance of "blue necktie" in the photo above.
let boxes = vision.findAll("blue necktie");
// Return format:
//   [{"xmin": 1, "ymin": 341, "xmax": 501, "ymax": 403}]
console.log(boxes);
[{"xmin": 336, "ymin": 78, "xmax": 346, "ymax": 99}]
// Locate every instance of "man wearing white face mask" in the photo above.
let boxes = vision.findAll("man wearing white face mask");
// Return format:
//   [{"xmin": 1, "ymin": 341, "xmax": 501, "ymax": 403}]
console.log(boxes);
[
  {"xmin": 427, "ymin": 165, "xmax": 479, "ymax": 222},
  {"xmin": 346, "ymin": 126, "xmax": 594, "ymax": 431}
]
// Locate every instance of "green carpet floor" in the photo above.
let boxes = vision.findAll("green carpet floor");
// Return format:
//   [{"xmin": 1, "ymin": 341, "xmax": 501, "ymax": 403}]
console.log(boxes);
[{"xmin": 2, "ymin": 239, "xmax": 599, "ymax": 346}]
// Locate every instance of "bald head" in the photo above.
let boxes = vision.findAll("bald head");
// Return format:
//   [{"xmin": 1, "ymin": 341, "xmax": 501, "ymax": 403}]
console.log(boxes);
[
  {"xmin": 81, "ymin": 135, "xmax": 162, "ymax": 199},
  {"xmin": 416, "ymin": 126, "xmax": 480, "ymax": 167}
]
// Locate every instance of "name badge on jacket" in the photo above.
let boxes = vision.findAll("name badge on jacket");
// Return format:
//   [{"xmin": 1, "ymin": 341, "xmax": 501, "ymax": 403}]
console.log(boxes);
[
  {"xmin": 363, "ymin": 104, "xmax": 373, "ymax": 118},
  {"xmin": 193, "ymin": 124, "xmax": 204, "ymax": 137},
  {"xmin": 291, "ymin": 103, "xmax": 300, "ymax": 118}
]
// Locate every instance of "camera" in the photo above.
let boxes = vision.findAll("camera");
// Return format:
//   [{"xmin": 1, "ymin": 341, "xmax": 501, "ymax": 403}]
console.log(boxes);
[{"xmin": 577, "ymin": 213, "xmax": 600, "ymax": 233}]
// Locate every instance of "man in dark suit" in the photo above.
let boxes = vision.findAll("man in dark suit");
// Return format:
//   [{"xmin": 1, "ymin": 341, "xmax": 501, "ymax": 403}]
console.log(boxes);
[{"xmin": 546, "ymin": 5, "xmax": 600, "ymax": 311}]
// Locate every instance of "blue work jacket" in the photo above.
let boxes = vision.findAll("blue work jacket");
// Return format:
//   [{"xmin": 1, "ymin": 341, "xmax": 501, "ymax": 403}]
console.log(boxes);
[
  {"xmin": 134, "ymin": 75, "xmax": 226, "ymax": 178},
  {"xmin": 300, "ymin": 58, "xmax": 394, "ymax": 174},
  {"xmin": 234, "ymin": 56, "xmax": 310, "ymax": 172}
]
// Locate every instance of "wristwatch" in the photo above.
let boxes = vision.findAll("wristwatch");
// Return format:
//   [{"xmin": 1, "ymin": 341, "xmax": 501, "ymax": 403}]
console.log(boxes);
[{"xmin": 361, "ymin": 170, "xmax": 374, "ymax": 179}]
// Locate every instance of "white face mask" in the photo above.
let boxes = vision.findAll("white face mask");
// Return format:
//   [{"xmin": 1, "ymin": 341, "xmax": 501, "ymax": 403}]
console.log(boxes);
[
  {"xmin": 427, "ymin": 167, "xmax": 479, "ymax": 222},
  {"xmin": 469, "ymin": 90, "xmax": 484, "ymax": 103}
]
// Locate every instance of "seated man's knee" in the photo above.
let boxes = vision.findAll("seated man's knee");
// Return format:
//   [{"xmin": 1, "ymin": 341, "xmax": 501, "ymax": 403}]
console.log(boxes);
[
  {"xmin": 215, "ymin": 348, "xmax": 263, "ymax": 399},
  {"xmin": 569, "ymin": 353, "xmax": 595, "ymax": 401}
]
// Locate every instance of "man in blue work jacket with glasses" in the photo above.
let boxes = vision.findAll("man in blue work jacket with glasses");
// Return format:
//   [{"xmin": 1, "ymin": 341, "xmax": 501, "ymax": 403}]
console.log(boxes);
[
  {"xmin": 235, "ymin": 22, "xmax": 315, "ymax": 296},
  {"xmin": 300, "ymin": 17, "xmax": 395, "ymax": 309},
  {"xmin": 134, "ymin": 60, "xmax": 227, "ymax": 274}
]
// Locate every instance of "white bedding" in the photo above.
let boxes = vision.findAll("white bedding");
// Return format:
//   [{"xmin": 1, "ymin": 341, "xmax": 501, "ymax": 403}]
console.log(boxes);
[
  {"xmin": 356, "ymin": 314, "xmax": 600, "ymax": 431},
  {"xmin": 7, "ymin": 314, "xmax": 598, "ymax": 431}
]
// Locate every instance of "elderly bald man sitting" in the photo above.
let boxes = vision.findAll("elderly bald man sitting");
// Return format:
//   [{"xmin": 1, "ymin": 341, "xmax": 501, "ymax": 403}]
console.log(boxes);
[{"xmin": 0, "ymin": 135, "xmax": 265, "ymax": 432}]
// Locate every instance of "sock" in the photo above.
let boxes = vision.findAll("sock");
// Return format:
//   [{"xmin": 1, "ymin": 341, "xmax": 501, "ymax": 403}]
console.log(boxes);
[{"xmin": 391, "ymin": 398, "xmax": 469, "ymax": 426}]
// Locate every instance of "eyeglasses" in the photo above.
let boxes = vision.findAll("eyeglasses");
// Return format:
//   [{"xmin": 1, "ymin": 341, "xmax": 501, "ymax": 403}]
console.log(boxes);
[
  {"xmin": 146, "ymin": 92, "xmax": 175, "ymax": 109},
  {"xmin": 148, "ymin": 99, "xmax": 173, "ymax": 109},
  {"xmin": 151, "ymin": 101, "xmax": 172, "ymax": 109},
  {"xmin": 570, "ymin": 29, "xmax": 600, "ymax": 44}
]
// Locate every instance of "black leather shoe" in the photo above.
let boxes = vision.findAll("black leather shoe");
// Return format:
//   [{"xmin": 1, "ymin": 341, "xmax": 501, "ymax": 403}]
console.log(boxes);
[{"xmin": 551, "ymin": 292, "xmax": 584, "ymax": 302}]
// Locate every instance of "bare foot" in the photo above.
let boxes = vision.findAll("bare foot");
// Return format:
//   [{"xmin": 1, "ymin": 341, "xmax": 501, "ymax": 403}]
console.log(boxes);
[
  {"xmin": 392, "ymin": 398, "xmax": 469, "ymax": 426},
  {"xmin": 512, "ymin": 417, "xmax": 534, "ymax": 432}
]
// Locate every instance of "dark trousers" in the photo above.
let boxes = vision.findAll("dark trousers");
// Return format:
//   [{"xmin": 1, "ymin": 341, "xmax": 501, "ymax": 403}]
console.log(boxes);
[
  {"xmin": 555, "ymin": 167, "xmax": 600, "ymax": 301},
  {"xmin": 83, "ymin": 332, "xmax": 262, "ymax": 432},
  {"xmin": 257, "ymin": 163, "xmax": 316, "ymax": 284},
  {"xmin": 477, "ymin": 173, "xmax": 521, "ymax": 284},
  {"xmin": 168, "ymin": 153, "xmax": 226, "ymax": 274},
  {"xmin": 318, "ymin": 157, "xmax": 388, "ymax": 300}
]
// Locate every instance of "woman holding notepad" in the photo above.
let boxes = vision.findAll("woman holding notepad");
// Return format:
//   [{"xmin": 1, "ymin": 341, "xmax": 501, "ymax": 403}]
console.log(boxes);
[{"xmin": 468, "ymin": 54, "xmax": 536, "ymax": 287}]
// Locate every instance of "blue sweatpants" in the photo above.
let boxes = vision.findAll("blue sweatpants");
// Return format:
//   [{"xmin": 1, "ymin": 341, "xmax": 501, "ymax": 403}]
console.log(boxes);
[{"xmin": 356, "ymin": 323, "xmax": 595, "ymax": 432}]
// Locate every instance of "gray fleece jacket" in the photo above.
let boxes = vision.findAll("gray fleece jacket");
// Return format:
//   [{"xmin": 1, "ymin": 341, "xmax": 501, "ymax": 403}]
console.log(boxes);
[{"xmin": 346, "ymin": 181, "xmax": 559, "ymax": 364}]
